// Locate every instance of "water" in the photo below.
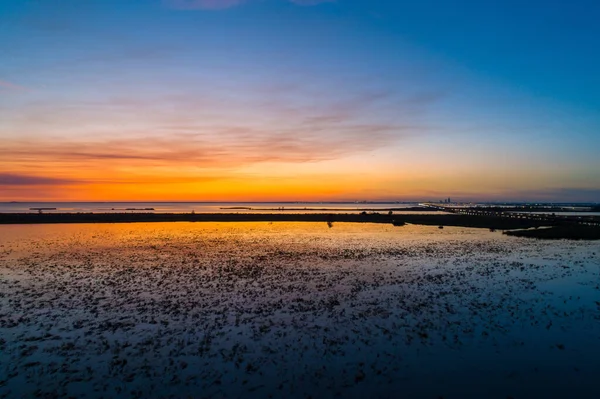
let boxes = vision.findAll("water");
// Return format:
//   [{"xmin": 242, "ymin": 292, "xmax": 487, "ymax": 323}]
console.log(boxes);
[
  {"xmin": 4, "ymin": 203, "xmax": 596, "ymax": 217},
  {"xmin": 0, "ymin": 201, "xmax": 426, "ymax": 214},
  {"xmin": 1, "ymin": 222, "xmax": 599, "ymax": 398}
]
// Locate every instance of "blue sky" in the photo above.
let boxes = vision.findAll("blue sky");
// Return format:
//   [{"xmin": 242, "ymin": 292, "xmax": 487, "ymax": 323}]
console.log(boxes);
[{"xmin": 1, "ymin": 0, "xmax": 599, "ymax": 201}]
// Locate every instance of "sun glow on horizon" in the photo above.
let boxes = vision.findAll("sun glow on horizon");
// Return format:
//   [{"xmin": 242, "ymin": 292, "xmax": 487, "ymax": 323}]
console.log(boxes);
[{"xmin": 1, "ymin": 1, "xmax": 599, "ymax": 202}]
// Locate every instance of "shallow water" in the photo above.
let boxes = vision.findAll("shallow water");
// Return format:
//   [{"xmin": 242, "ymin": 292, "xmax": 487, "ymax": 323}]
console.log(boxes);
[
  {"xmin": 0, "ymin": 222, "xmax": 599, "ymax": 398},
  {"xmin": 0, "ymin": 202, "xmax": 426, "ymax": 214}
]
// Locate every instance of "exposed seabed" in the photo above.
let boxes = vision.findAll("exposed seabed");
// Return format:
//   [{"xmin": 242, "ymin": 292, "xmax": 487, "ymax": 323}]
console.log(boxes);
[{"xmin": 1, "ymin": 222, "xmax": 599, "ymax": 398}]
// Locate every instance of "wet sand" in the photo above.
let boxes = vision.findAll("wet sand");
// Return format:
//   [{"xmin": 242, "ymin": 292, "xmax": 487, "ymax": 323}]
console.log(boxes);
[{"xmin": 1, "ymin": 222, "xmax": 599, "ymax": 398}]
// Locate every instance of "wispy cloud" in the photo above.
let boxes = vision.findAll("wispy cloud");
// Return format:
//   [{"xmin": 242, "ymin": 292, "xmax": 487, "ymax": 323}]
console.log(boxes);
[
  {"xmin": 0, "ymin": 120, "xmax": 406, "ymax": 169},
  {"xmin": 0, "ymin": 79, "xmax": 30, "ymax": 92},
  {"xmin": 0, "ymin": 77, "xmax": 443, "ymax": 197},
  {"xmin": 0, "ymin": 173, "xmax": 81, "ymax": 186},
  {"xmin": 1, "ymin": 84, "xmax": 440, "ymax": 164},
  {"xmin": 0, "ymin": 171, "xmax": 228, "ymax": 188}
]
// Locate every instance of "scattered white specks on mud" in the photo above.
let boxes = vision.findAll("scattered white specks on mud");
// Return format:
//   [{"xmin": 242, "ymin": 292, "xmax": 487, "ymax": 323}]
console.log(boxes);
[{"xmin": 1, "ymin": 222, "xmax": 599, "ymax": 398}]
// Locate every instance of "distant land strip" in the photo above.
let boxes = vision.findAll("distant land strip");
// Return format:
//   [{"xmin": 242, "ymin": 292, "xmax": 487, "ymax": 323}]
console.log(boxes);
[
  {"xmin": 0, "ymin": 212, "xmax": 533, "ymax": 227},
  {"xmin": 503, "ymin": 226, "xmax": 600, "ymax": 240},
  {"xmin": 219, "ymin": 206, "xmax": 433, "ymax": 211}
]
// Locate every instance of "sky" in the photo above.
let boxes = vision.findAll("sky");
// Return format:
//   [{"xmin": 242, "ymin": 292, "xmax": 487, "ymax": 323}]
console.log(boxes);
[{"xmin": 1, "ymin": 0, "xmax": 599, "ymax": 202}]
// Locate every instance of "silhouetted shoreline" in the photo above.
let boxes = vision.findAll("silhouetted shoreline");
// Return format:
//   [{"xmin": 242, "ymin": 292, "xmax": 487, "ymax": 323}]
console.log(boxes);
[
  {"xmin": 504, "ymin": 225, "xmax": 600, "ymax": 240},
  {"xmin": 0, "ymin": 212, "xmax": 535, "ymax": 226},
  {"xmin": 219, "ymin": 206, "xmax": 433, "ymax": 212}
]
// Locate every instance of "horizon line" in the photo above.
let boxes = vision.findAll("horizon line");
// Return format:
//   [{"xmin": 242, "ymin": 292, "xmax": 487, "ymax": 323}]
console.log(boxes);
[{"xmin": 1, "ymin": 200, "xmax": 599, "ymax": 204}]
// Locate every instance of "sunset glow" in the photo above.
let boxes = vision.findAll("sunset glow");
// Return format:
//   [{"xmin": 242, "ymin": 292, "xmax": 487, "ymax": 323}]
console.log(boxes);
[{"xmin": 1, "ymin": 0, "xmax": 599, "ymax": 202}]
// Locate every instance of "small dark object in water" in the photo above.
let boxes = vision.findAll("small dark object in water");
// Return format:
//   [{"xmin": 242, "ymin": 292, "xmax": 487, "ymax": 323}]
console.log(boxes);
[
  {"xmin": 438, "ymin": 226, "xmax": 444, "ymax": 229},
  {"xmin": 354, "ymin": 370, "xmax": 365, "ymax": 383},
  {"xmin": 490, "ymin": 228, "xmax": 496, "ymax": 232},
  {"xmin": 393, "ymin": 220, "xmax": 406, "ymax": 227}
]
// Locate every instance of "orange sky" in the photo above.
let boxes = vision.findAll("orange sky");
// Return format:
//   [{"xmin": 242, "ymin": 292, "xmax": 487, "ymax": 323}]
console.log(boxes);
[
  {"xmin": 2, "ymin": 0, "xmax": 600, "ymax": 202},
  {"xmin": 2, "ymin": 134, "xmax": 597, "ymax": 202}
]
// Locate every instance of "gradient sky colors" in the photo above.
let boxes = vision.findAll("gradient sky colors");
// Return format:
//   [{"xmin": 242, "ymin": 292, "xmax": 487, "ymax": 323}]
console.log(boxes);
[{"xmin": 1, "ymin": 0, "xmax": 599, "ymax": 202}]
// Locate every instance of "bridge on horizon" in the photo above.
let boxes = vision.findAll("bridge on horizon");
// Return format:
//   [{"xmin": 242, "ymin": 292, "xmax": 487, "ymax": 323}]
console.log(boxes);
[{"xmin": 421, "ymin": 203, "xmax": 600, "ymax": 227}]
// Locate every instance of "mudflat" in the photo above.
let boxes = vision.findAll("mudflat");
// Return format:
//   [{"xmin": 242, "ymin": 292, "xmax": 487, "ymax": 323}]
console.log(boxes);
[{"xmin": 1, "ymin": 222, "xmax": 599, "ymax": 398}]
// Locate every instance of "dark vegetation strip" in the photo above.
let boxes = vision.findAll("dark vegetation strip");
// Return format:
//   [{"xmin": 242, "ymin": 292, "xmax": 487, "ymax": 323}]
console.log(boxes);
[
  {"xmin": 220, "ymin": 206, "xmax": 433, "ymax": 212},
  {"xmin": 0, "ymin": 212, "xmax": 546, "ymax": 229},
  {"xmin": 474, "ymin": 206, "xmax": 598, "ymax": 213},
  {"xmin": 504, "ymin": 226, "xmax": 600, "ymax": 240}
]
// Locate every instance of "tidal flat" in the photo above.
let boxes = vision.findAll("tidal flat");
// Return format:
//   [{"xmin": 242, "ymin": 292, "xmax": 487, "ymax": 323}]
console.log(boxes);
[{"xmin": 0, "ymin": 222, "xmax": 599, "ymax": 399}]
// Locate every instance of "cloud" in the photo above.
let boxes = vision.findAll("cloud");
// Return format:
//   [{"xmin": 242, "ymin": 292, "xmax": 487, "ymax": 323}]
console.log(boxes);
[
  {"xmin": 0, "ymin": 171, "xmax": 227, "ymax": 189},
  {"xmin": 0, "ymin": 173, "xmax": 82, "ymax": 186},
  {"xmin": 0, "ymin": 79, "xmax": 29, "ymax": 92},
  {"xmin": 1, "ymin": 83, "xmax": 438, "ymax": 167},
  {"xmin": 0, "ymin": 79, "xmax": 442, "ymax": 197},
  {"xmin": 165, "ymin": 0, "xmax": 333, "ymax": 10},
  {"xmin": 0, "ymin": 120, "xmax": 404, "ymax": 169}
]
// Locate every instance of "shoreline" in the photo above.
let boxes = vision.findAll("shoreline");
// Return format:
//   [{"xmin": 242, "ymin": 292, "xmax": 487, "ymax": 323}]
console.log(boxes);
[{"xmin": 0, "ymin": 212, "xmax": 540, "ymax": 227}]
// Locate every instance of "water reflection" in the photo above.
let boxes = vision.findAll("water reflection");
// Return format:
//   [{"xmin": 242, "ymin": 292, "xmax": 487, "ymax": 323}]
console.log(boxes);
[{"xmin": 0, "ymin": 223, "xmax": 598, "ymax": 398}]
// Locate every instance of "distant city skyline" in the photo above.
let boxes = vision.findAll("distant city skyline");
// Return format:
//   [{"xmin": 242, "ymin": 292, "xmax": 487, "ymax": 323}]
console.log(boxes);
[{"xmin": 1, "ymin": 0, "xmax": 599, "ymax": 202}]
